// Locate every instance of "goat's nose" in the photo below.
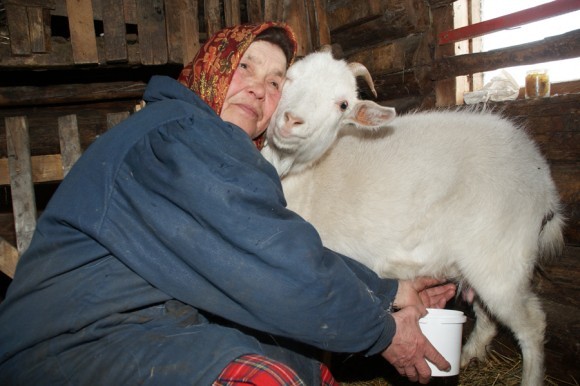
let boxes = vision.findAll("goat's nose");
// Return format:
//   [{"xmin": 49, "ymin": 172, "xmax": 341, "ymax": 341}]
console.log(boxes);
[{"xmin": 284, "ymin": 112, "xmax": 304, "ymax": 126}]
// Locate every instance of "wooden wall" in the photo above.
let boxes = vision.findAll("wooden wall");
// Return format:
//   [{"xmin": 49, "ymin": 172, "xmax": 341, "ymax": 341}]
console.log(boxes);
[{"xmin": 1, "ymin": 0, "xmax": 579, "ymax": 383}]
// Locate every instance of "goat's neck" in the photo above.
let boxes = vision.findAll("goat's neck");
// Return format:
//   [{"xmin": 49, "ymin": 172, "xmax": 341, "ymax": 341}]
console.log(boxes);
[{"xmin": 261, "ymin": 145, "xmax": 294, "ymax": 178}]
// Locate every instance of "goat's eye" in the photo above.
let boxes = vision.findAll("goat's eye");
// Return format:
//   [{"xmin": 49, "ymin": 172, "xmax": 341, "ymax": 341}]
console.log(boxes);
[{"xmin": 339, "ymin": 101, "xmax": 349, "ymax": 111}]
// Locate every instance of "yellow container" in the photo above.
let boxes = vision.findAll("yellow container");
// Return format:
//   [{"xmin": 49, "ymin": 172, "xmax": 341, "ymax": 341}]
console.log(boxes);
[{"xmin": 525, "ymin": 69, "xmax": 550, "ymax": 99}]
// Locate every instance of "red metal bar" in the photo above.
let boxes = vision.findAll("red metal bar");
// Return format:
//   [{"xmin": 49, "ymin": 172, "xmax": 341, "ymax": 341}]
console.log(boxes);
[{"xmin": 438, "ymin": 0, "xmax": 580, "ymax": 45}]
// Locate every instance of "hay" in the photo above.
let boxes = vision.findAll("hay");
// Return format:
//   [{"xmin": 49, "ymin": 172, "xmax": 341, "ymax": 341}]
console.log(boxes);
[{"xmin": 341, "ymin": 342, "xmax": 578, "ymax": 386}]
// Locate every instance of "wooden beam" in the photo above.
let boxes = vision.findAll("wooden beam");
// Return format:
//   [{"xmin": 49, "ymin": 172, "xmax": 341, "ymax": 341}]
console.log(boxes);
[
  {"xmin": 432, "ymin": 29, "xmax": 580, "ymax": 81},
  {"xmin": 0, "ymin": 81, "xmax": 146, "ymax": 107},
  {"xmin": 439, "ymin": 0, "xmax": 580, "ymax": 45}
]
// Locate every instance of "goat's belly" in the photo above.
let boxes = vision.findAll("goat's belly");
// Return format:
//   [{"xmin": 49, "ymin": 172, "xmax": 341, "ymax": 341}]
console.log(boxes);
[{"xmin": 313, "ymin": 225, "xmax": 460, "ymax": 281}]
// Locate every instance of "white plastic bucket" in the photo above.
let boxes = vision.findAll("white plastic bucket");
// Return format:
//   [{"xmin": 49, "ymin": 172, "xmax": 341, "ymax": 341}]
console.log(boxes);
[{"xmin": 419, "ymin": 308, "xmax": 466, "ymax": 376}]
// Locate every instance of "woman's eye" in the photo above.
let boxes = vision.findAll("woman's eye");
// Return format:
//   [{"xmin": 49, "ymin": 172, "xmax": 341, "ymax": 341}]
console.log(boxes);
[
  {"xmin": 239, "ymin": 63, "xmax": 248, "ymax": 69},
  {"xmin": 270, "ymin": 81, "xmax": 279, "ymax": 90},
  {"xmin": 339, "ymin": 101, "xmax": 348, "ymax": 111}
]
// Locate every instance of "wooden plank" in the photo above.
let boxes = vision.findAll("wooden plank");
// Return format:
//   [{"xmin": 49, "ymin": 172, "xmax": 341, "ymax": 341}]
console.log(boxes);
[
  {"xmin": 58, "ymin": 115, "xmax": 82, "ymax": 176},
  {"xmin": 165, "ymin": 0, "xmax": 200, "ymax": 64},
  {"xmin": 0, "ymin": 100, "xmax": 139, "ymax": 159},
  {"xmin": 432, "ymin": 29, "xmax": 580, "ymax": 81},
  {"xmin": 224, "ymin": 0, "xmax": 241, "ymax": 27},
  {"xmin": 4, "ymin": 0, "xmax": 55, "ymax": 6},
  {"xmin": 439, "ymin": 0, "xmax": 580, "ymax": 45},
  {"xmin": 5, "ymin": 4, "xmax": 31, "ymax": 55},
  {"xmin": 0, "ymin": 154, "xmax": 64, "ymax": 185},
  {"xmin": 106, "ymin": 112, "xmax": 130, "ymax": 129},
  {"xmin": 27, "ymin": 7, "xmax": 51, "ymax": 53},
  {"xmin": 0, "ymin": 236, "xmax": 19, "ymax": 279},
  {"xmin": 0, "ymin": 81, "xmax": 147, "ymax": 107},
  {"xmin": 66, "ymin": 0, "xmax": 99, "ymax": 64},
  {"xmin": 431, "ymin": 3, "xmax": 459, "ymax": 106},
  {"xmin": 264, "ymin": 0, "xmax": 283, "ymax": 21},
  {"xmin": 284, "ymin": 0, "xmax": 310, "ymax": 56},
  {"xmin": 5, "ymin": 117, "xmax": 37, "ymax": 255},
  {"xmin": 102, "ymin": 0, "xmax": 128, "ymax": 62},
  {"xmin": 136, "ymin": 0, "xmax": 168, "ymax": 65},
  {"xmin": 312, "ymin": 0, "xmax": 331, "ymax": 47},
  {"xmin": 204, "ymin": 0, "xmax": 221, "ymax": 37},
  {"xmin": 246, "ymin": 0, "xmax": 263, "ymax": 23},
  {"xmin": 326, "ymin": 0, "xmax": 383, "ymax": 32},
  {"xmin": 0, "ymin": 35, "xmax": 142, "ymax": 69}
]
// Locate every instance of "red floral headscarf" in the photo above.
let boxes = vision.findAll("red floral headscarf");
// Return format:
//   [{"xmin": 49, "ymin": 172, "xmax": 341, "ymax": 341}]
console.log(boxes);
[{"xmin": 178, "ymin": 22, "xmax": 297, "ymax": 148}]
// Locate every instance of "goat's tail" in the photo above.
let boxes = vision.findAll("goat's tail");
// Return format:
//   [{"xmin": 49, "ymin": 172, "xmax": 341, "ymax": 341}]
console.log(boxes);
[{"xmin": 538, "ymin": 206, "xmax": 566, "ymax": 262}]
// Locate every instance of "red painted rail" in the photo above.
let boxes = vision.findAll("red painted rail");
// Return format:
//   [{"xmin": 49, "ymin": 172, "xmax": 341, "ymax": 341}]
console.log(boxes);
[{"xmin": 438, "ymin": 0, "xmax": 580, "ymax": 45}]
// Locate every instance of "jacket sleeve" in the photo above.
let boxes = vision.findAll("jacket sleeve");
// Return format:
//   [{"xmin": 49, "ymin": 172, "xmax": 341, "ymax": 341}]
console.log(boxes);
[{"xmin": 98, "ymin": 103, "xmax": 397, "ymax": 355}]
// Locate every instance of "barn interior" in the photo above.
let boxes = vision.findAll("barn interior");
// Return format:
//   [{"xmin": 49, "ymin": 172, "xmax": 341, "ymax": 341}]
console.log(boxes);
[{"xmin": 0, "ymin": 0, "xmax": 578, "ymax": 384}]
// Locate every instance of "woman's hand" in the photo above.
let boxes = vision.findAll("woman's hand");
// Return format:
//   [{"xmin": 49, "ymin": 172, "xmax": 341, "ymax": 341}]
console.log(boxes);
[
  {"xmin": 381, "ymin": 306, "xmax": 451, "ymax": 384},
  {"xmin": 394, "ymin": 277, "xmax": 456, "ymax": 312}
]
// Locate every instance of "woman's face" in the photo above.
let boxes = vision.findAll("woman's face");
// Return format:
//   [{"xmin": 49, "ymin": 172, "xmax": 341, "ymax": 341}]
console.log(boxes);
[{"xmin": 220, "ymin": 41, "xmax": 287, "ymax": 139}]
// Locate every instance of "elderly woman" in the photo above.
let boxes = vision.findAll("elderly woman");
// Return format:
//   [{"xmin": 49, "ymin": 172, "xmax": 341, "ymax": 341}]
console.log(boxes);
[{"xmin": 0, "ymin": 22, "xmax": 454, "ymax": 385}]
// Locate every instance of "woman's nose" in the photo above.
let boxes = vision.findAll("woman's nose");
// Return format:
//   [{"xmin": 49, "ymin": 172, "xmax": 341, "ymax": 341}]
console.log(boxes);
[{"xmin": 249, "ymin": 81, "xmax": 266, "ymax": 99}]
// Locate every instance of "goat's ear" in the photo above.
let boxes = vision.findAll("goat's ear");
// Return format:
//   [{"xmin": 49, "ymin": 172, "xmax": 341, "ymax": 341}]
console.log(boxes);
[{"xmin": 344, "ymin": 101, "xmax": 396, "ymax": 130}]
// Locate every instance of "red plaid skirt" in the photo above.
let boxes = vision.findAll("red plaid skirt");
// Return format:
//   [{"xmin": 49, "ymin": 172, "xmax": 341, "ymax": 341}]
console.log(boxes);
[{"xmin": 213, "ymin": 354, "xmax": 339, "ymax": 386}]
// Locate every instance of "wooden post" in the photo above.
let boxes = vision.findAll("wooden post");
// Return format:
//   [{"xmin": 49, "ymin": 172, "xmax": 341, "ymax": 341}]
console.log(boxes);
[
  {"xmin": 5, "ymin": 116, "xmax": 37, "ymax": 256},
  {"xmin": 58, "ymin": 115, "xmax": 82, "ymax": 177}
]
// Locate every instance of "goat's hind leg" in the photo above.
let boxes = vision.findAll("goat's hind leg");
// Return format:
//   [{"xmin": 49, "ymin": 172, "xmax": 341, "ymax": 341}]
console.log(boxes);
[
  {"xmin": 473, "ymin": 287, "xmax": 546, "ymax": 386},
  {"xmin": 495, "ymin": 292, "xmax": 546, "ymax": 386},
  {"xmin": 461, "ymin": 300, "xmax": 497, "ymax": 367}
]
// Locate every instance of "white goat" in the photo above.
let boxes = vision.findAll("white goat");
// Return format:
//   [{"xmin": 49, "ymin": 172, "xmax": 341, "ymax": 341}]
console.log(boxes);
[{"xmin": 261, "ymin": 51, "xmax": 565, "ymax": 386}]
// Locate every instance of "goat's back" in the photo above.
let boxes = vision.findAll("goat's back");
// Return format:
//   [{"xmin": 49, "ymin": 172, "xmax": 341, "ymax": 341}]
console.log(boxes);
[{"xmin": 282, "ymin": 109, "xmax": 564, "ymax": 279}]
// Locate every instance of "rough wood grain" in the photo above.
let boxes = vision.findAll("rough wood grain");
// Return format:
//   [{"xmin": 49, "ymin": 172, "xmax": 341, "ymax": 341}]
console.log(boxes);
[
  {"xmin": 136, "ymin": 0, "xmax": 168, "ymax": 65},
  {"xmin": 0, "ymin": 236, "xmax": 18, "ymax": 279},
  {"xmin": 66, "ymin": 0, "xmax": 99, "ymax": 64},
  {"xmin": 166, "ymin": 0, "xmax": 200, "ymax": 64},
  {"xmin": 57, "ymin": 115, "xmax": 82, "ymax": 177},
  {"xmin": 5, "ymin": 4, "xmax": 31, "ymax": 55},
  {"xmin": 27, "ymin": 7, "xmax": 51, "ymax": 53},
  {"xmin": 102, "ymin": 0, "xmax": 128, "ymax": 62},
  {"xmin": 5, "ymin": 117, "xmax": 37, "ymax": 255}
]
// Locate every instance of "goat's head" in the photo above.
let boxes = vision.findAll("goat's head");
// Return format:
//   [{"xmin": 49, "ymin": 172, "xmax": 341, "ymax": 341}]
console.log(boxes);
[{"xmin": 263, "ymin": 50, "xmax": 396, "ymax": 177}]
